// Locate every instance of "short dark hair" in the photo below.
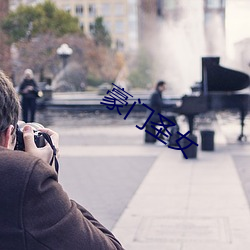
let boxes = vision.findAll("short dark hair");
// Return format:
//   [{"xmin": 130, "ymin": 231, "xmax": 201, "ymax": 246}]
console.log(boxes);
[
  {"xmin": 0, "ymin": 71, "xmax": 20, "ymax": 143},
  {"xmin": 156, "ymin": 81, "xmax": 166, "ymax": 90}
]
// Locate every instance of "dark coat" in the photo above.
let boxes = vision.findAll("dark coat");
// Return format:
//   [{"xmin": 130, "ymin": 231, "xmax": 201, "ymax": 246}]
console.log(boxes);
[
  {"xmin": 0, "ymin": 147, "xmax": 124, "ymax": 250},
  {"xmin": 19, "ymin": 79, "xmax": 38, "ymax": 99},
  {"xmin": 149, "ymin": 89, "xmax": 165, "ymax": 122},
  {"xmin": 150, "ymin": 89, "xmax": 164, "ymax": 115}
]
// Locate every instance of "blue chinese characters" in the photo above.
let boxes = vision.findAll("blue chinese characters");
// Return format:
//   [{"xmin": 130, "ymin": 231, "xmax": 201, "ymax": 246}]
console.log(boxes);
[{"xmin": 101, "ymin": 83, "xmax": 198, "ymax": 159}]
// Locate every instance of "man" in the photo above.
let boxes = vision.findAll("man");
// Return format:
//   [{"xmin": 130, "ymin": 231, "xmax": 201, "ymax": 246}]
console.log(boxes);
[
  {"xmin": 149, "ymin": 80, "xmax": 166, "ymax": 121},
  {"xmin": 145, "ymin": 80, "xmax": 178, "ymax": 144},
  {"xmin": 145, "ymin": 81, "xmax": 166, "ymax": 143},
  {"xmin": 0, "ymin": 71, "xmax": 124, "ymax": 249}
]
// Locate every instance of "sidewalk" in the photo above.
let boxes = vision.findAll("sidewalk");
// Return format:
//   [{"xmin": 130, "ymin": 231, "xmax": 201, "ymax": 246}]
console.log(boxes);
[
  {"xmin": 112, "ymin": 123, "xmax": 250, "ymax": 249},
  {"xmin": 53, "ymin": 112, "xmax": 250, "ymax": 250}
]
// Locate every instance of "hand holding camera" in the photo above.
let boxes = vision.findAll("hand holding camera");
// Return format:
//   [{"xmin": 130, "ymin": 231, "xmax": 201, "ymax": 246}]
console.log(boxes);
[
  {"xmin": 15, "ymin": 122, "xmax": 46, "ymax": 151},
  {"xmin": 15, "ymin": 122, "xmax": 59, "ymax": 172}
]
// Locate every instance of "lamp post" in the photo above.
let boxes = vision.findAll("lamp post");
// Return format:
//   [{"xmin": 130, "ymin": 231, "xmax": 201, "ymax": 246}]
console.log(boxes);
[{"xmin": 56, "ymin": 43, "xmax": 73, "ymax": 68}]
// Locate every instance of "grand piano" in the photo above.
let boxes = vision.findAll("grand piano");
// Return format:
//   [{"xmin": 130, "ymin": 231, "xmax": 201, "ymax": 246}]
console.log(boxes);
[{"xmin": 176, "ymin": 57, "xmax": 250, "ymax": 141}]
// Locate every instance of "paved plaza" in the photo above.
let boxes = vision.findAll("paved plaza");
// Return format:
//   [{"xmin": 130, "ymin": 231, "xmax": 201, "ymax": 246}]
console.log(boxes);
[{"xmin": 37, "ymin": 110, "xmax": 250, "ymax": 250}]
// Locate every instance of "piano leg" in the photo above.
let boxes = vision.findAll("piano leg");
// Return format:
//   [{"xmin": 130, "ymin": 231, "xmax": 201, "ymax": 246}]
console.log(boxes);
[
  {"xmin": 238, "ymin": 109, "xmax": 247, "ymax": 142},
  {"xmin": 187, "ymin": 115, "xmax": 195, "ymax": 134},
  {"xmin": 186, "ymin": 110, "xmax": 247, "ymax": 141}
]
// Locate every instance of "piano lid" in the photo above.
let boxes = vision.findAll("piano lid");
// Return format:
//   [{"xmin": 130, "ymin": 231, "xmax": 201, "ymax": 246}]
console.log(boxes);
[{"xmin": 201, "ymin": 57, "xmax": 250, "ymax": 92}]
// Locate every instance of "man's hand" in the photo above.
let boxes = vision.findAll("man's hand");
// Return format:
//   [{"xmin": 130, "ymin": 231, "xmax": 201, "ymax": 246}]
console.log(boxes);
[{"xmin": 23, "ymin": 125, "xmax": 59, "ymax": 165}]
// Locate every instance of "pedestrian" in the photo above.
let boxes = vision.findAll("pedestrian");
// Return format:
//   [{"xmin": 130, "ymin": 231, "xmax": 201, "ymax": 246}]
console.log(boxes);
[
  {"xmin": 19, "ymin": 69, "xmax": 39, "ymax": 123},
  {"xmin": 0, "ymin": 70, "xmax": 124, "ymax": 249}
]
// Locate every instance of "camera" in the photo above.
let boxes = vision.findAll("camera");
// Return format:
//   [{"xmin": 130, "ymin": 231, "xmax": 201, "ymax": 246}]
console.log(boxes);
[{"xmin": 14, "ymin": 122, "xmax": 46, "ymax": 151}]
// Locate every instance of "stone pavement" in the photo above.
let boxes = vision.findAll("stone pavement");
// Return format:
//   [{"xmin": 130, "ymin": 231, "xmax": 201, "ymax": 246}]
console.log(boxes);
[
  {"xmin": 46, "ymin": 112, "xmax": 250, "ymax": 250},
  {"xmin": 111, "ymin": 119, "xmax": 250, "ymax": 250}
]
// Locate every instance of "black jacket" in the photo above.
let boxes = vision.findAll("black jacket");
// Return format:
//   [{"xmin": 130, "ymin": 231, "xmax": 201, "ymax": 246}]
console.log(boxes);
[
  {"xmin": 19, "ymin": 79, "xmax": 38, "ymax": 99},
  {"xmin": 150, "ymin": 89, "xmax": 164, "ymax": 115}
]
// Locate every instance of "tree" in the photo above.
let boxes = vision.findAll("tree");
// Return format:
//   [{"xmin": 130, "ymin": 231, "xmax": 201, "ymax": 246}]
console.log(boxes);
[
  {"xmin": 13, "ymin": 33, "xmax": 122, "ymax": 90},
  {"xmin": 0, "ymin": 0, "xmax": 12, "ymax": 75},
  {"xmin": 1, "ymin": 0, "xmax": 80, "ymax": 43},
  {"xmin": 128, "ymin": 49, "xmax": 153, "ymax": 88},
  {"xmin": 91, "ymin": 17, "xmax": 112, "ymax": 47}
]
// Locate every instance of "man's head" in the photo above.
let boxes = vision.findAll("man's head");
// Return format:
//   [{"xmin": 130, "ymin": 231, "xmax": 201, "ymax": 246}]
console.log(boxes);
[
  {"xmin": 156, "ymin": 80, "xmax": 166, "ymax": 92},
  {"xmin": 0, "ymin": 71, "xmax": 20, "ymax": 149}
]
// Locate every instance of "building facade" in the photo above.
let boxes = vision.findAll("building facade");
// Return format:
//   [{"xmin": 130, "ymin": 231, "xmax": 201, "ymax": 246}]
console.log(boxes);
[
  {"xmin": 51, "ymin": 0, "xmax": 138, "ymax": 51},
  {"xmin": 138, "ymin": 0, "xmax": 226, "ymax": 55},
  {"xmin": 9, "ymin": 0, "xmax": 44, "ymax": 10},
  {"xmin": 10, "ymin": 0, "xmax": 138, "ymax": 51}
]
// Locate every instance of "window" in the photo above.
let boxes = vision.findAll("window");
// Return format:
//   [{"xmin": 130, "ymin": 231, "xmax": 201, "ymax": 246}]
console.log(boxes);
[
  {"xmin": 89, "ymin": 4, "xmax": 96, "ymax": 17},
  {"xmin": 164, "ymin": 0, "xmax": 177, "ymax": 10},
  {"xmin": 64, "ymin": 5, "xmax": 71, "ymax": 13},
  {"xmin": 75, "ymin": 5, "xmax": 84, "ymax": 16},
  {"xmin": 128, "ymin": 3, "xmax": 137, "ymax": 16},
  {"xmin": 115, "ymin": 3, "xmax": 124, "ymax": 16},
  {"xmin": 128, "ymin": 20, "xmax": 137, "ymax": 32},
  {"xmin": 116, "ymin": 39, "xmax": 124, "ymax": 50},
  {"xmin": 80, "ymin": 22, "xmax": 84, "ymax": 32},
  {"xmin": 205, "ymin": 0, "xmax": 225, "ymax": 9},
  {"xmin": 103, "ymin": 21, "xmax": 112, "ymax": 31},
  {"xmin": 89, "ymin": 22, "xmax": 95, "ymax": 33},
  {"xmin": 115, "ymin": 20, "xmax": 124, "ymax": 33},
  {"xmin": 102, "ymin": 3, "xmax": 111, "ymax": 16}
]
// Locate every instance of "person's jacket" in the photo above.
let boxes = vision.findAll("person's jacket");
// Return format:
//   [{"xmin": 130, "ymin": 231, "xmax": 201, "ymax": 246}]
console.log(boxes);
[
  {"xmin": 0, "ymin": 147, "xmax": 124, "ymax": 250},
  {"xmin": 19, "ymin": 79, "xmax": 38, "ymax": 99},
  {"xmin": 150, "ymin": 89, "xmax": 164, "ymax": 115}
]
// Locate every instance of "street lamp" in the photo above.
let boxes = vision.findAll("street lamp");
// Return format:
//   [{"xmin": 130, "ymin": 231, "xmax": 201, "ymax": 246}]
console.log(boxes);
[{"xmin": 56, "ymin": 43, "xmax": 73, "ymax": 68}]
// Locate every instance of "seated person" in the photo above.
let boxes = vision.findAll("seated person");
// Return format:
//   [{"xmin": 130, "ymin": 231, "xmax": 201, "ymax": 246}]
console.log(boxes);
[{"xmin": 145, "ymin": 81, "xmax": 179, "ymax": 144}]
